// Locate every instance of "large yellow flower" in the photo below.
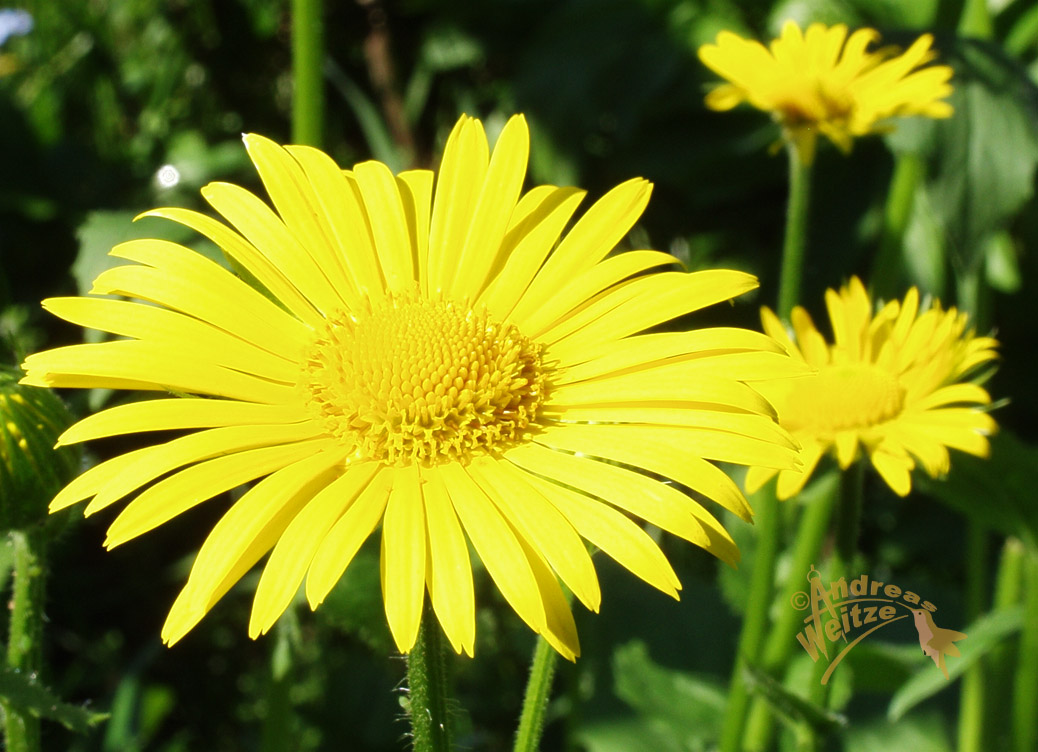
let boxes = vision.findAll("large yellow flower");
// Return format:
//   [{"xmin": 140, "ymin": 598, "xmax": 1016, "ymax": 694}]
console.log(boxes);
[
  {"xmin": 746, "ymin": 277, "xmax": 997, "ymax": 500},
  {"xmin": 698, "ymin": 21, "xmax": 954, "ymax": 163},
  {"xmin": 22, "ymin": 115, "xmax": 800, "ymax": 659}
]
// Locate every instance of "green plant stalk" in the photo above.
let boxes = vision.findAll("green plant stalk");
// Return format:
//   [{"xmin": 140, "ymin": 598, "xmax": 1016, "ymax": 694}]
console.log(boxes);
[
  {"xmin": 743, "ymin": 481, "xmax": 838, "ymax": 751},
  {"xmin": 514, "ymin": 634, "xmax": 561, "ymax": 752},
  {"xmin": 291, "ymin": 0, "xmax": 324, "ymax": 147},
  {"xmin": 777, "ymin": 141, "xmax": 814, "ymax": 320},
  {"xmin": 719, "ymin": 483, "xmax": 781, "ymax": 752},
  {"xmin": 871, "ymin": 153, "xmax": 923, "ymax": 301},
  {"xmin": 958, "ymin": 0, "xmax": 994, "ymax": 39},
  {"xmin": 407, "ymin": 606, "xmax": 452, "ymax": 752},
  {"xmin": 799, "ymin": 460, "xmax": 864, "ymax": 752},
  {"xmin": 260, "ymin": 609, "xmax": 298, "ymax": 752},
  {"xmin": 957, "ymin": 523, "xmax": 990, "ymax": 752},
  {"xmin": 3, "ymin": 528, "xmax": 46, "ymax": 752},
  {"xmin": 1012, "ymin": 550, "xmax": 1038, "ymax": 752}
]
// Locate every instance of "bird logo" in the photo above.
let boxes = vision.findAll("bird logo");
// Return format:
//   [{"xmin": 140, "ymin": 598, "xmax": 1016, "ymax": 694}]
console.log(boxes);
[{"xmin": 909, "ymin": 608, "xmax": 967, "ymax": 679}]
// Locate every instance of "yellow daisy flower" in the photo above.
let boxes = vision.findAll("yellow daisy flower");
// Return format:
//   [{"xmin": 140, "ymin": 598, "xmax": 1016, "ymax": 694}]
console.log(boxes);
[
  {"xmin": 22, "ymin": 114, "xmax": 800, "ymax": 659},
  {"xmin": 698, "ymin": 20, "xmax": 954, "ymax": 163},
  {"xmin": 745, "ymin": 277, "xmax": 997, "ymax": 500}
]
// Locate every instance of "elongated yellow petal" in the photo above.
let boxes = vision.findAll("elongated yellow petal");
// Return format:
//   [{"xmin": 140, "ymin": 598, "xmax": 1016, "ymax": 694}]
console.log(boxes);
[
  {"xmin": 517, "ymin": 250, "xmax": 679, "ymax": 336},
  {"xmin": 138, "ymin": 207, "xmax": 321, "ymax": 324},
  {"xmin": 535, "ymin": 424, "xmax": 764, "ymax": 519},
  {"xmin": 552, "ymin": 327, "xmax": 783, "ymax": 377},
  {"xmin": 421, "ymin": 466, "xmax": 475, "ymax": 656},
  {"xmin": 427, "ymin": 116, "xmax": 488, "ymax": 294},
  {"xmin": 162, "ymin": 450, "xmax": 345, "ymax": 644},
  {"xmin": 397, "ymin": 169, "xmax": 433, "ymax": 292},
  {"xmin": 523, "ymin": 473, "xmax": 680, "ymax": 597},
  {"xmin": 283, "ymin": 146, "xmax": 386, "ymax": 299},
  {"xmin": 478, "ymin": 186, "xmax": 586, "ymax": 321},
  {"xmin": 380, "ymin": 465, "xmax": 426, "ymax": 653},
  {"xmin": 202, "ymin": 181, "xmax": 344, "ymax": 315},
  {"xmin": 49, "ymin": 446, "xmax": 157, "ymax": 512},
  {"xmin": 306, "ymin": 467, "xmax": 393, "ymax": 608},
  {"xmin": 42, "ymin": 297, "xmax": 298, "ymax": 384},
  {"xmin": 57, "ymin": 399, "xmax": 301, "ymax": 447},
  {"xmin": 353, "ymin": 160, "xmax": 416, "ymax": 293},
  {"xmin": 104, "ymin": 438, "xmax": 334, "ymax": 548},
  {"xmin": 244, "ymin": 134, "xmax": 363, "ymax": 311},
  {"xmin": 22, "ymin": 340, "xmax": 294, "ymax": 405},
  {"xmin": 250, "ymin": 462, "xmax": 380, "ymax": 637},
  {"xmin": 450, "ymin": 114, "xmax": 529, "ymax": 301},
  {"xmin": 468, "ymin": 456, "xmax": 600, "ymax": 612},
  {"xmin": 506, "ymin": 443, "xmax": 738, "ymax": 565},
  {"xmin": 436, "ymin": 463, "xmax": 546, "ymax": 637},
  {"xmin": 511, "ymin": 178, "xmax": 652, "ymax": 326},
  {"xmin": 100, "ymin": 239, "xmax": 311, "ymax": 357},
  {"xmin": 516, "ymin": 533, "xmax": 580, "ymax": 661},
  {"xmin": 544, "ymin": 270, "xmax": 758, "ymax": 352},
  {"xmin": 86, "ymin": 422, "xmax": 323, "ymax": 515}
]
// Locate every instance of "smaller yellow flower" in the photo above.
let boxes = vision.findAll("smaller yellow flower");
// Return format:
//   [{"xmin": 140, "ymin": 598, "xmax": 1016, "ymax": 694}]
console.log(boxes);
[
  {"xmin": 746, "ymin": 277, "xmax": 997, "ymax": 499},
  {"xmin": 698, "ymin": 20, "xmax": 954, "ymax": 163}
]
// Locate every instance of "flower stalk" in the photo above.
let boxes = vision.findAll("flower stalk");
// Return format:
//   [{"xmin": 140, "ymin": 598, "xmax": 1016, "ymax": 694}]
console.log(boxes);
[
  {"xmin": 514, "ymin": 634, "xmax": 561, "ymax": 752},
  {"xmin": 3, "ymin": 527, "xmax": 46, "ymax": 752},
  {"xmin": 291, "ymin": 0, "xmax": 324, "ymax": 147},
  {"xmin": 719, "ymin": 482, "xmax": 781, "ymax": 752},
  {"xmin": 777, "ymin": 142, "xmax": 814, "ymax": 320},
  {"xmin": 406, "ymin": 606, "xmax": 452, "ymax": 752}
]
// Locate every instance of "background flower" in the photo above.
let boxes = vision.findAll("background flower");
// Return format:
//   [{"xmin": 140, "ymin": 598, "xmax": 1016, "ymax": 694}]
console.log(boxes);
[
  {"xmin": 698, "ymin": 21, "xmax": 954, "ymax": 163},
  {"xmin": 746, "ymin": 277, "xmax": 998, "ymax": 498}
]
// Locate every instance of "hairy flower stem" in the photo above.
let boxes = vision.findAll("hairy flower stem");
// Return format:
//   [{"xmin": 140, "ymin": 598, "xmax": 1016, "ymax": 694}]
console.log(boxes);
[
  {"xmin": 777, "ymin": 141, "xmax": 814, "ymax": 320},
  {"xmin": 3, "ymin": 528, "xmax": 46, "ymax": 752},
  {"xmin": 514, "ymin": 634, "xmax": 561, "ymax": 752},
  {"xmin": 719, "ymin": 483, "xmax": 781, "ymax": 752},
  {"xmin": 743, "ymin": 476, "xmax": 839, "ymax": 751},
  {"xmin": 291, "ymin": 0, "xmax": 324, "ymax": 147},
  {"xmin": 406, "ymin": 605, "xmax": 452, "ymax": 752}
]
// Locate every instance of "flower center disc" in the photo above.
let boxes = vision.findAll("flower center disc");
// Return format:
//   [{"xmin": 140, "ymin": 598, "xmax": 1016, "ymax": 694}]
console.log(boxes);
[
  {"xmin": 301, "ymin": 291, "xmax": 547, "ymax": 466},
  {"xmin": 783, "ymin": 363, "xmax": 905, "ymax": 434}
]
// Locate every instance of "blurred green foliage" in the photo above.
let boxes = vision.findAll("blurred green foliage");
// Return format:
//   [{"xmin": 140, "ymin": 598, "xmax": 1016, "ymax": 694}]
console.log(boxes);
[{"xmin": 2, "ymin": 0, "xmax": 1038, "ymax": 749}]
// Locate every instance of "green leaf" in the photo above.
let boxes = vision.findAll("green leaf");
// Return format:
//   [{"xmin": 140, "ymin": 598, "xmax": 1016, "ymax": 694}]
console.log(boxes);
[
  {"xmin": 918, "ymin": 430, "xmax": 1038, "ymax": 551},
  {"xmin": 574, "ymin": 716, "xmax": 686, "ymax": 752},
  {"xmin": 612, "ymin": 640, "xmax": 727, "ymax": 750},
  {"xmin": 845, "ymin": 712, "xmax": 954, "ymax": 752},
  {"xmin": 741, "ymin": 662, "xmax": 847, "ymax": 735},
  {"xmin": 0, "ymin": 664, "xmax": 108, "ymax": 734},
  {"xmin": 888, "ymin": 604, "xmax": 1024, "ymax": 720},
  {"xmin": 889, "ymin": 39, "xmax": 1038, "ymax": 278}
]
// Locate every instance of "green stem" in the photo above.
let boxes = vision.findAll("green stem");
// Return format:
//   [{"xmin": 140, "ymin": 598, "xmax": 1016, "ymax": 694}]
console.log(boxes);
[
  {"xmin": 514, "ymin": 634, "xmax": 561, "ymax": 752},
  {"xmin": 406, "ymin": 605, "xmax": 452, "ymax": 752},
  {"xmin": 799, "ymin": 461, "xmax": 864, "ymax": 752},
  {"xmin": 958, "ymin": 0, "xmax": 994, "ymax": 39},
  {"xmin": 3, "ymin": 528, "xmax": 46, "ymax": 752},
  {"xmin": 1012, "ymin": 550, "xmax": 1038, "ymax": 752},
  {"xmin": 743, "ymin": 477, "xmax": 839, "ymax": 751},
  {"xmin": 777, "ymin": 141, "xmax": 814, "ymax": 320},
  {"xmin": 291, "ymin": 0, "xmax": 324, "ymax": 147},
  {"xmin": 872, "ymin": 153, "xmax": 923, "ymax": 301},
  {"xmin": 956, "ymin": 523, "xmax": 989, "ymax": 752},
  {"xmin": 260, "ymin": 609, "xmax": 298, "ymax": 752},
  {"xmin": 719, "ymin": 483, "xmax": 781, "ymax": 752}
]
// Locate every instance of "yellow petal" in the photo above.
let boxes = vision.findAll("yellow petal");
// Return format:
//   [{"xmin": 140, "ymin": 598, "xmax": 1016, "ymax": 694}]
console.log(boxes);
[
  {"xmin": 305, "ymin": 466, "xmax": 393, "ymax": 608},
  {"xmin": 250, "ymin": 462, "xmax": 380, "ymax": 637},
  {"xmin": 353, "ymin": 160, "xmax": 416, "ymax": 293},
  {"xmin": 421, "ymin": 466, "xmax": 475, "ymax": 656},
  {"xmin": 380, "ymin": 465, "xmax": 427, "ymax": 653}
]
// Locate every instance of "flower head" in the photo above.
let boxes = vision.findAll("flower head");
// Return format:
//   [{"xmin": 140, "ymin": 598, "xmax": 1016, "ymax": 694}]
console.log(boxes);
[
  {"xmin": 698, "ymin": 21, "xmax": 954, "ymax": 163},
  {"xmin": 22, "ymin": 115, "xmax": 800, "ymax": 658},
  {"xmin": 745, "ymin": 277, "xmax": 997, "ymax": 499}
]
